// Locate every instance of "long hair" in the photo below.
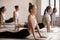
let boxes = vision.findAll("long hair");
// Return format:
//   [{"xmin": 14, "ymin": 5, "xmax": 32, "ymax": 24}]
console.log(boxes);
[
  {"xmin": 42, "ymin": 6, "xmax": 51, "ymax": 22},
  {"xmin": 43, "ymin": 6, "xmax": 51, "ymax": 16}
]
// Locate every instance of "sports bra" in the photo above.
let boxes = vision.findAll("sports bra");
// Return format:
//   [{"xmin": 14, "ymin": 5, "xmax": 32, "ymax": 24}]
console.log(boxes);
[
  {"xmin": 15, "ymin": 11, "xmax": 19, "ymax": 19},
  {"xmin": 2, "ymin": 13, "xmax": 6, "ymax": 22}
]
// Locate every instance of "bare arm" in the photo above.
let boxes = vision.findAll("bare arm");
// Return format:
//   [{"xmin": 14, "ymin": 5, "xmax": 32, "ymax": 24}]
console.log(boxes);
[
  {"xmin": 13, "ymin": 12, "xmax": 16, "ymax": 25},
  {"xmin": 52, "ymin": 16, "xmax": 56, "ymax": 26},
  {"xmin": 45, "ymin": 17, "xmax": 50, "ymax": 32},
  {"xmin": 36, "ymin": 24, "xmax": 42, "ymax": 37},
  {"xmin": 28, "ymin": 15, "xmax": 36, "ymax": 40}
]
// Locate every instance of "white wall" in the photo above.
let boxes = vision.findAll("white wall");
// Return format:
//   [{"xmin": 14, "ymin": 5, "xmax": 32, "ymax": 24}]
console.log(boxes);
[
  {"xmin": 37, "ymin": 0, "xmax": 60, "ymax": 26},
  {"xmin": 0, "ymin": 0, "xmax": 37, "ymax": 23},
  {"xmin": 0, "ymin": 0, "xmax": 60, "ymax": 26}
]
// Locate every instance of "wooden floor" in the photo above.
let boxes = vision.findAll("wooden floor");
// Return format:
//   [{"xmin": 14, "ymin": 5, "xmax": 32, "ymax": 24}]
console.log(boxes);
[{"xmin": 0, "ymin": 25, "xmax": 60, "ymax": 40}]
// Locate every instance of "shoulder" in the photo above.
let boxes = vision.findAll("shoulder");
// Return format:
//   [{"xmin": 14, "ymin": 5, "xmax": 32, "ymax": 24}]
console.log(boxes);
[
  {"xmin": 28, "ymin": 15, "xmax": 33, "ymax": 20},
  {"xmin": 13, "ymin": 11, "xmax": 16, "ymax": 14},
  {"xmin": 28, "ymin": 15, "xmax": 32, "ymax": 18},
  {"xmin": 45, "ymin": 13, "xmax": 49, "ymax": 18}
]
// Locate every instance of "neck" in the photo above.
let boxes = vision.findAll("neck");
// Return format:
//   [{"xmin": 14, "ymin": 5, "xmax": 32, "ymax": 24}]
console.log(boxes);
[
  {"xmin": 47, "ymin": 12, "xmax": 50, "ymax": 14},
  {"xmin": 15, "ymin": 10, "xmax": 18, "ymax": 12},
  {"xmin": 1, "ymin": 12, "xmax": 5, "ymax": 14}
]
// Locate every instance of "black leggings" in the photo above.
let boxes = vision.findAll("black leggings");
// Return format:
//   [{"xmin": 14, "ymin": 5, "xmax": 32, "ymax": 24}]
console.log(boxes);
[
  {"xmin": 0, "ymin": 29, "xmax": 30, "ymax": 39},
  {"xmin": 24, "ymin": 23, "xmax": 45, "ymax": 29}
]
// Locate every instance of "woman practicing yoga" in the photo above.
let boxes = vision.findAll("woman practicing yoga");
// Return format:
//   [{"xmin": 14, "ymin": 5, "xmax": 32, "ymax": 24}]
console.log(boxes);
[
  {"xmin": 13, "ymin": 5, "xmax": 26, "ymax": 31},
  {"xmin": 13, "ymin": 5, "xmax": 20, "ymax": 31},
  {"xmin": 51, "ymin": 8, "xmax": 57, "ymax": 26},
  {"xmin": 0, "ymin": 6, "xmax": 6, "ymax": 28},
  {"xmin": 42, "ymin": 6, "xmax": 52, "ymax": 32},
  {"xmin": 28, "ymin": 3, "xmax": 46, "ymax": 40}
]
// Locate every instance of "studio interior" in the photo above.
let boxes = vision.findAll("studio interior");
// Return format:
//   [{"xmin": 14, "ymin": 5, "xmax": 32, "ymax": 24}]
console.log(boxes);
[{"xmin": 0, "ymin": 0, "xmax": 60, "ymax": 40}]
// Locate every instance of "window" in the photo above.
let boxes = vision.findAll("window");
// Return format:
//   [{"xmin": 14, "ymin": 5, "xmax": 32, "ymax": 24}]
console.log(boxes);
[
  {"xmin": 50, "ymin": 0, "xmax": 59, "ymax": 17},
  {"xmin": 41, "ymin": 0, "xmax": 59, "ymax": 17},
  {"xmin": 41, "ymin": 0, "xmax": 49, "ymax": 16}
]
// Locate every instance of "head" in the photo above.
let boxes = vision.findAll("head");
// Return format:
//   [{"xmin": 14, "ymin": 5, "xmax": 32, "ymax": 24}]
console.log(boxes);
[
  {"xmin": 15, "ymin": 5, "xmax": 19, "ymax": 11},
  {"xmin": 1, "ymin": 6, "xmax": 6, "ymax": 13},
  {"xmin": 44, "ymin": 6, "xmax": 52, "ymax": 15},
  {"xmin": 29, "ymin": 3, "xmax": 37, "ymax": 15},
  {"xmin": 53, "ymin": 8, "xmax": 57, "ymax": 13}
]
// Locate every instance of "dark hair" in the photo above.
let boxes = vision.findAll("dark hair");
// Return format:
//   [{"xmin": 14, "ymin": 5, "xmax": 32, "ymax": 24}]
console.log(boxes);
[
  {"xmin": 44, "ymin": 6, "xmax": 51, "ymax": 15},
  {"xmin": 53, "ymin": 7, "xmax": 56, "ymax": 13},
  {"xmin": 29, "ymin": 3, "xmax": 34, "ymax": 13},
  {"xmin": 1, "ymin": 6, "xmax": 5, "ymax": 12},
  {"xmin": 15, "ymin": 5, "xmax": 19, "ymax": 9}
]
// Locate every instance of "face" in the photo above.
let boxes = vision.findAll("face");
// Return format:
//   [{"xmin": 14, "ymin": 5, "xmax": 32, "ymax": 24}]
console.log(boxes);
[
  {"xmin": 54, "ymin": 9, "xmax": 57, "ymax": 13},
  {"xmin": 48, "ymin": 8, "xmax": 52, "ymax": 14},
  {"xmin": 32, "ymin": 6, "xmax": 37, "ymax": 15},
  {"xmin": 16, "ymin": 7, "xmax": 19, "ymax": 11}
]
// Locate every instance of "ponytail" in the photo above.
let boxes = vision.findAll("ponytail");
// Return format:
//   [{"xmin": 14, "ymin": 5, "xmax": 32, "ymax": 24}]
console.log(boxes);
[
  {"xmin": 44, "ymin": 8, "xmax": 47, "ymax": 16},
  {"xmin": 43, "ymin": 6, "xmax": 51, "ymax": 16}
]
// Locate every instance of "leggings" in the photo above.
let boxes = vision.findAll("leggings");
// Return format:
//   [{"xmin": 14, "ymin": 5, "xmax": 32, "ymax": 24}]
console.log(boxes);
[
  {"xmin": 0, "ymin": 29, "xmax": 30, "ymax": 39},
  {"xmin": 24, "ymin": 23, "xmax": 45, "ymax": 29}
]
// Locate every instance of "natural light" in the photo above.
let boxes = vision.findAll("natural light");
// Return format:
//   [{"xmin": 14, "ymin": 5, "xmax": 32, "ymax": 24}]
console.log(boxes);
[{"xmin": 41, "ymin": 0, "xmax": 59, "ymax": 17}]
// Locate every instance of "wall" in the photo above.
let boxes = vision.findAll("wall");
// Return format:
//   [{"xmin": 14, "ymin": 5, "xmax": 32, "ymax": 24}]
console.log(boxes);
[
  {"xmin": 0, "ymin": 0, "xmax": 37, "ymax": 23},
  {"xmin": 0, "ymin": 0, "xmax": 60, "ymax": 26},
  {"xmin": 37, "ymin": 0, "xmax": 60, "ymax": 26}
]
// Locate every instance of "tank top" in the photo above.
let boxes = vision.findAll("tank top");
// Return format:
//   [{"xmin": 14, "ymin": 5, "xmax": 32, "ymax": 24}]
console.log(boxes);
[
  {"xmin": 15, "ymin": 11, "xmax": 19, "ymax": 24},
  {"xmin": 2, "ymin": 13, "xmax": 6, "ymax": 22},
  {"xmin": 31, "ymin": 15, "xmax": 37, "ymax": 27},
  {"xmin": 43, "ymin": 13, "xmax": 51, "ymax": 25}
]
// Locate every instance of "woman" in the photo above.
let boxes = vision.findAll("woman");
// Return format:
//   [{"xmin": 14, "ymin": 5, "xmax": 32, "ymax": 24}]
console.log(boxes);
[
  {"xmin": 13, "ymin": 5, "xmax": 20, "ymax": 31},
  {"xmin": 28, "ymin": 3, "xmax": 46, "ymax": 40},
  {"xmin": 51, "ymin": 8, "xmax": 57, "ymax": 26},
  {"xmin": 42, "ymin": 6, "xmax": 52, "ymax": 32},
  {"xmin": 1, "ymin": 6, "xmax": 6, "ymax": 28},
  {"xmin": 13, "ymin": 5, "xmax": 26, "ymax": 31}
]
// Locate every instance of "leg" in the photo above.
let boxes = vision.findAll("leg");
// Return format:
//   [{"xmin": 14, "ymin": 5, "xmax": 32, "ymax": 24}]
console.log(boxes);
[{"xmin": 18, "ymin": 24, "xmax": 24, "ymax": 28}]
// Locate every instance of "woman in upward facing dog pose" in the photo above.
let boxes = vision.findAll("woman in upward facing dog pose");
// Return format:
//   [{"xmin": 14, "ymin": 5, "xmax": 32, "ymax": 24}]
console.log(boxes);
[
  {"xmin": 51, "ymin": 8, "xmax": 57, "ymax": 26},
  {"xmin": 42, "ymin": 6, "xmax": 53, "ymax": 32},
  {"xmin": 28, "ymin": 3, "xmax": 46, "ymax": 40},
  {"xmin": 13, "ymin": 5, "xmax": 20, "ymax": 31},
  {"xmin": 0, "ymin": 6, "xmax": 6, "ymax": 28}
]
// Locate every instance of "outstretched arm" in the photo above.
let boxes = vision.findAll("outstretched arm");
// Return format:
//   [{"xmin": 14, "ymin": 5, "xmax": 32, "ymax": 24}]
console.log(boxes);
[{"xmin": 45, "ymin": 17, "xmax": 50, "ymax": 32}]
